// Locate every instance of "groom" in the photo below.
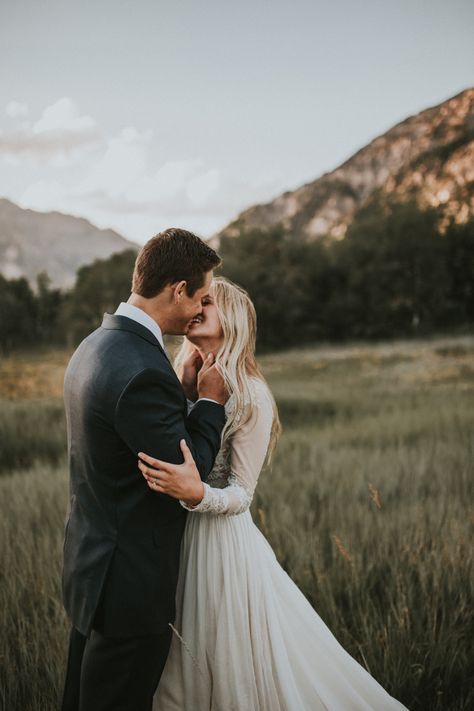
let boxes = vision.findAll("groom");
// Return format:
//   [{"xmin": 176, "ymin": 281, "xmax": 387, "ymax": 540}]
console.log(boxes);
[{"xmin": 61, "ymin": 228, "xmax": 227, "ymax": 711}]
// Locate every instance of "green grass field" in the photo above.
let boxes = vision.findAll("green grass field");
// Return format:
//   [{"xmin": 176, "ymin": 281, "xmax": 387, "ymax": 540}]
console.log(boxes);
[{"xmin": 0, "ymin": 335, "xmax": 473, "ymax": 710}]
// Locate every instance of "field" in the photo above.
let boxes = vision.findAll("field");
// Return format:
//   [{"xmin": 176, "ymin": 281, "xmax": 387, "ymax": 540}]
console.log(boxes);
[{"xmin": 1, "ymin": 335, "xmax": 473, "ymax": 710}]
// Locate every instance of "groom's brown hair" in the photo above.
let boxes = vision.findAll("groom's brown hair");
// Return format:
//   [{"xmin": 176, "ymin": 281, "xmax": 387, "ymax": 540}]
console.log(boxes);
[{"xmin": 132, "ymin": 227, "xmax": 221, "ymax": 298}]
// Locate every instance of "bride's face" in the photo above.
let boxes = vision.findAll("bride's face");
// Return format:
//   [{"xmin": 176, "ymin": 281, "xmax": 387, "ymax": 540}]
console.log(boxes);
[{"xmin": 185, "ymin": 286, "xmax": 223, "ymax": 346}]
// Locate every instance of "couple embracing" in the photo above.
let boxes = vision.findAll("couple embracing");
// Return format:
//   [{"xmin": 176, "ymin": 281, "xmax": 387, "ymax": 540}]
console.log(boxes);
[{"xmin": 61, "ymin": 228, "xmax": 409, "ymax": 710}]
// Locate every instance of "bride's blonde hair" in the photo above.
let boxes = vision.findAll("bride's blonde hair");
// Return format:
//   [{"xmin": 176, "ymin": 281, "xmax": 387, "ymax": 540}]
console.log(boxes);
[{"xmin": 174, "ymin": 276, "xmax": 281, "ymax": 463}]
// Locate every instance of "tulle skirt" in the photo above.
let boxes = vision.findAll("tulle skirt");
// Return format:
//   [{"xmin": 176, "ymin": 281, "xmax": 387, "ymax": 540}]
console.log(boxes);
[{"xmin": 153, "ymin": 509, "xmax": 409, "ymax": 711}]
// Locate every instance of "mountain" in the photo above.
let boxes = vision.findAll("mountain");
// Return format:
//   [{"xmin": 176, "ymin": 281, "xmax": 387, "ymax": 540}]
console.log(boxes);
[
  {"xmin": 0, "ymin": 199, "xmax": 138, "ymax": 289},
  {"xmin": 213, "ymin": 87, "xmax": 474, "ymax": 244}
]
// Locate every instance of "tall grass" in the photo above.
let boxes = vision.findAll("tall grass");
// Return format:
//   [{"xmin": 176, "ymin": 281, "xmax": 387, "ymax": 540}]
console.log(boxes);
[
  {"xmin": 254, "ymin": 409, "xmax": 474, "ymax": 709},
  {"xmin": 0, "ymin": 463, "xmax": 69, "ymax": 711},
  {"xmin": 0, "ymin": 336, "xmax": 473, "ymax": 710},
  {"xmin": 0, "ymin": 399, "xmax": 66, "ymax": 473},
  {"xmin": 255, "ymin": 338, "xmax": 474, "ymax": 710}
]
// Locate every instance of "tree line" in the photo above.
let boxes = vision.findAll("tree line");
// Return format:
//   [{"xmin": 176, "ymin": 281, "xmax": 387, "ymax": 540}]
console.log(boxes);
[
  {"xmin": 0, "ymin": 198, "xmax": 473, "ymax": 353},
  {"xmin": 0, "ymin": 250, "xmax": 138, "ymax": 351},
  {"xmin": 219, "ymin": 198, "xmax": 474, "ymax": 348}
]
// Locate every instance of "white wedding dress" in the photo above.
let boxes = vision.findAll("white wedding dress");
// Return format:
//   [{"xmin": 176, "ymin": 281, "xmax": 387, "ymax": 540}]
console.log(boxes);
[{"xmin": 153, "ymin": 377, "xmax": 409, "ymax": 711}]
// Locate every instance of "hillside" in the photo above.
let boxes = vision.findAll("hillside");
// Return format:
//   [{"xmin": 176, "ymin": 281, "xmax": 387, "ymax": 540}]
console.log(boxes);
[
  {"xmin": 213, "ymin": 87, "xmax": 474, "ymax": 244},
  {"xmin": 0, "ymin": 199, "xmax": 138, "ymax": 289}
]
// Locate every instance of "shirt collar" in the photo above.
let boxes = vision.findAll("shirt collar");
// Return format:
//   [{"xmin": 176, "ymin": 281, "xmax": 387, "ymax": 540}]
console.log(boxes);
[{"xmin": 114, "ymin": 302, "xmax": 165, "ymax": 349}]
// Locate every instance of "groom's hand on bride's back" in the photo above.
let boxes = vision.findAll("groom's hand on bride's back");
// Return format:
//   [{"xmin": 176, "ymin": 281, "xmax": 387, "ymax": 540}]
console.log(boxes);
[{"xmin": 198, "ymin": 353, "xmax": 228, "ymax": 405}]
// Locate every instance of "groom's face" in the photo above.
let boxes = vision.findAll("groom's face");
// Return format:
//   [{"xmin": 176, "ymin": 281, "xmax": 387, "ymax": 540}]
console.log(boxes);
[{"xmin": 169, "ymin": 270, "xmax": 213, "ymax": 335}]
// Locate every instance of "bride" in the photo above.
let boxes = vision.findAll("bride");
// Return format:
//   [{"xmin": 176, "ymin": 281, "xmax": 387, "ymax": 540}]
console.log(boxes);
[{"xmin": 137, "ymin": 276, "xmax": 409, "ymax": 711}]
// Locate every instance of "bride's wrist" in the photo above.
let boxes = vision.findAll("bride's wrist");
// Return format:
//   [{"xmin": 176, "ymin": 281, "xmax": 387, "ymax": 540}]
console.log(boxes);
[{"xmin": 182, "ymin": 481, "xmax": 205, "ymax": 508}]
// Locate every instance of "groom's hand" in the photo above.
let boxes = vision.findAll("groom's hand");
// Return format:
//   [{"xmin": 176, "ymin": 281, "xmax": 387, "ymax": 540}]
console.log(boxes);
[
  {"xmin": 198, "ymin": 353, "xmax": 228, "ymax": 405},
  {"xmin": 138, "ymin": 439, "xmax": 205, "ymax": 507}
]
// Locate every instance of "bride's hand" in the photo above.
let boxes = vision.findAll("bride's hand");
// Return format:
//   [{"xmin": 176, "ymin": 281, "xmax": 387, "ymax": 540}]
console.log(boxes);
[
  {"xmin": 180, "ymin": 349, "xmax": 203, "ymax": 401},
  {"xmin": 138, "ymin": 439, "xmax": 204, "ymax": 507}
]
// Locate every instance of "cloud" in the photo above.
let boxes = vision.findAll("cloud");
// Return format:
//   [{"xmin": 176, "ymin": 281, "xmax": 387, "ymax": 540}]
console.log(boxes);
[
  {"xmin": 5, "ymin": 101, "xmax": 29, "ymax": 118},
  {"xmin": 3, "ymin": 96, "xmax": 287, "ymax": 241},
  {"xmin": 33, "ymin": 97, "xmax": 95, "ymax": 134},
  {"xmin": 74, "ymin": 125, "xmax": 221, "ymax": 212},
  {"xmin": 0, "ymin": 97, "xmax": 100, "ymax": 161},
  {"xmin": 126, "ymin": 159, "xmax": 206, "ymax": 204},
  {"xmin": 13, "ymin": 112, "xmax": 225, "ymax": 239},
  {"xmin": 77, "ymin": 126, "xmax": 152, "ymax": 199}
]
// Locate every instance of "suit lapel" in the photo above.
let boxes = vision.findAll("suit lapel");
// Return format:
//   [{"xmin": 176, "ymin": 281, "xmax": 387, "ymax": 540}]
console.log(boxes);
[
  {"xmin": 101, "ymin": 313, "xmax": 171, "ymax": 363},
  {"xmin": 101, "ymin": 314, "xmax": 187, "ymax": 406}
]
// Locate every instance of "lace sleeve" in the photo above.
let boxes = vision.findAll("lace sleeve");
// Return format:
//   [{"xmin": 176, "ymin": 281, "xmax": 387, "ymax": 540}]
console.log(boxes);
[{"xmin": 180, "ymin": 380, "xmax": 273, "ymax": 516}]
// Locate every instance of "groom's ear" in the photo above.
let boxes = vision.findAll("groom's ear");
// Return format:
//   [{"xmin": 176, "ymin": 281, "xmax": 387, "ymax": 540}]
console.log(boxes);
[{"xmin": 171, "ymin": 280, "xmax": 187, "ymax": 304}]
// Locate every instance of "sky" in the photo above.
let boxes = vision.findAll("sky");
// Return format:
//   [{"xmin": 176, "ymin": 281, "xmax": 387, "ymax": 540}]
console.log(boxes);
[{"xmin": 0, "ymin": 0, "xmax": 473, "ymax": 245}]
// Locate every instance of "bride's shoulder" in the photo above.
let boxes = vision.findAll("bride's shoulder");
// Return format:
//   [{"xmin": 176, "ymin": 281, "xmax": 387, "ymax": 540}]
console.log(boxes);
[
  {"xmin": 231, "ymin": 378, "xmax": 273, "ymax": 433},
  {"xmin": 225, "ymin": 377, "xmax": 273, "ymax": 417},
  {"xmin": 248, "ymin": 376, "xmax": 273, "ymax": 408}
]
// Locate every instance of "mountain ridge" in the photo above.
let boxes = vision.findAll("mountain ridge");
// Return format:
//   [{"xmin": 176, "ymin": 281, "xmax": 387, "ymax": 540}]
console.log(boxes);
[
  {"xmin": 0, "ymin": 198, "xmax": 138, "ymax": 289},
  {"xmin": 212, "ymin": 87, "xmax": 474, "ymax": 244}
]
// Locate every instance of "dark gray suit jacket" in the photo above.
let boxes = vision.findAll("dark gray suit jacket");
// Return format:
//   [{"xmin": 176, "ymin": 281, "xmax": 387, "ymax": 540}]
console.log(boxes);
[{"xmin": 62, "ymin": 313, "xmax": 225, "ymax": 637}]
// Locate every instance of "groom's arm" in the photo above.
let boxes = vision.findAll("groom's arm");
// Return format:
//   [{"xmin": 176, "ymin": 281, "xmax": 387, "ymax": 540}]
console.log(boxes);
[{"xmin": 114, "ymin": 367, "xmax": 225, "ymax": 481}]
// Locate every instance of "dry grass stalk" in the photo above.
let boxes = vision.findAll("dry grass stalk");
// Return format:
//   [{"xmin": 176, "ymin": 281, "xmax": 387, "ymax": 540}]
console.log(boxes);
[
  {"xmin": 368, "ymin": 481, "xmax": 382, "ymax": 509},
  {"xmin": 333, "ymin": 534, "xmax": 353, "ymax": 565},
  {"xmin": 257, "ymin": 507, "xmax": 267, "ymax": 532}
]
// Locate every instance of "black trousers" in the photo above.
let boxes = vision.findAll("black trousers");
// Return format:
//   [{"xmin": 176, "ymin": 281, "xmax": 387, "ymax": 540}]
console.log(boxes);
[{"xmin": 60, "ymin": 625, "xmax": 172, "ymax": 711}]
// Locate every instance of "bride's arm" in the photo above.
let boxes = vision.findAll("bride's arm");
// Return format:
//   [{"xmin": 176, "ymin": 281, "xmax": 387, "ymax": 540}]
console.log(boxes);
[{"xmin": 180, "ymin": 380, "xmax": 273, "ymax": 516}]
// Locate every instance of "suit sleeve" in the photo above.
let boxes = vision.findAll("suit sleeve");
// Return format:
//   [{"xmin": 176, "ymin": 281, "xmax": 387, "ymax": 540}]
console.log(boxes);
[{"xmin": 114, "ymin": 367, "xmax": 225, "ymax": 480}]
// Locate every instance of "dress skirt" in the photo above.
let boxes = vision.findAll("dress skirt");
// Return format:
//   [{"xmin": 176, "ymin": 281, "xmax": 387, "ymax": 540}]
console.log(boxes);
[{"xmin": 153, "ymin": 509, "xmax": 409, "ymax": 711}]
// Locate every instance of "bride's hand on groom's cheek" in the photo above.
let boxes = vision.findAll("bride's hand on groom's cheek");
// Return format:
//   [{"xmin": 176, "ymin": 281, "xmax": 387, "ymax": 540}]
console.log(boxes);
[
  {"xmin": 198, "ymin": 356, "xmax": 229, "ymax": 405},
  {"xmin": 137, "ymin": 439, "xmax": 205, "ymax": 507}
]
